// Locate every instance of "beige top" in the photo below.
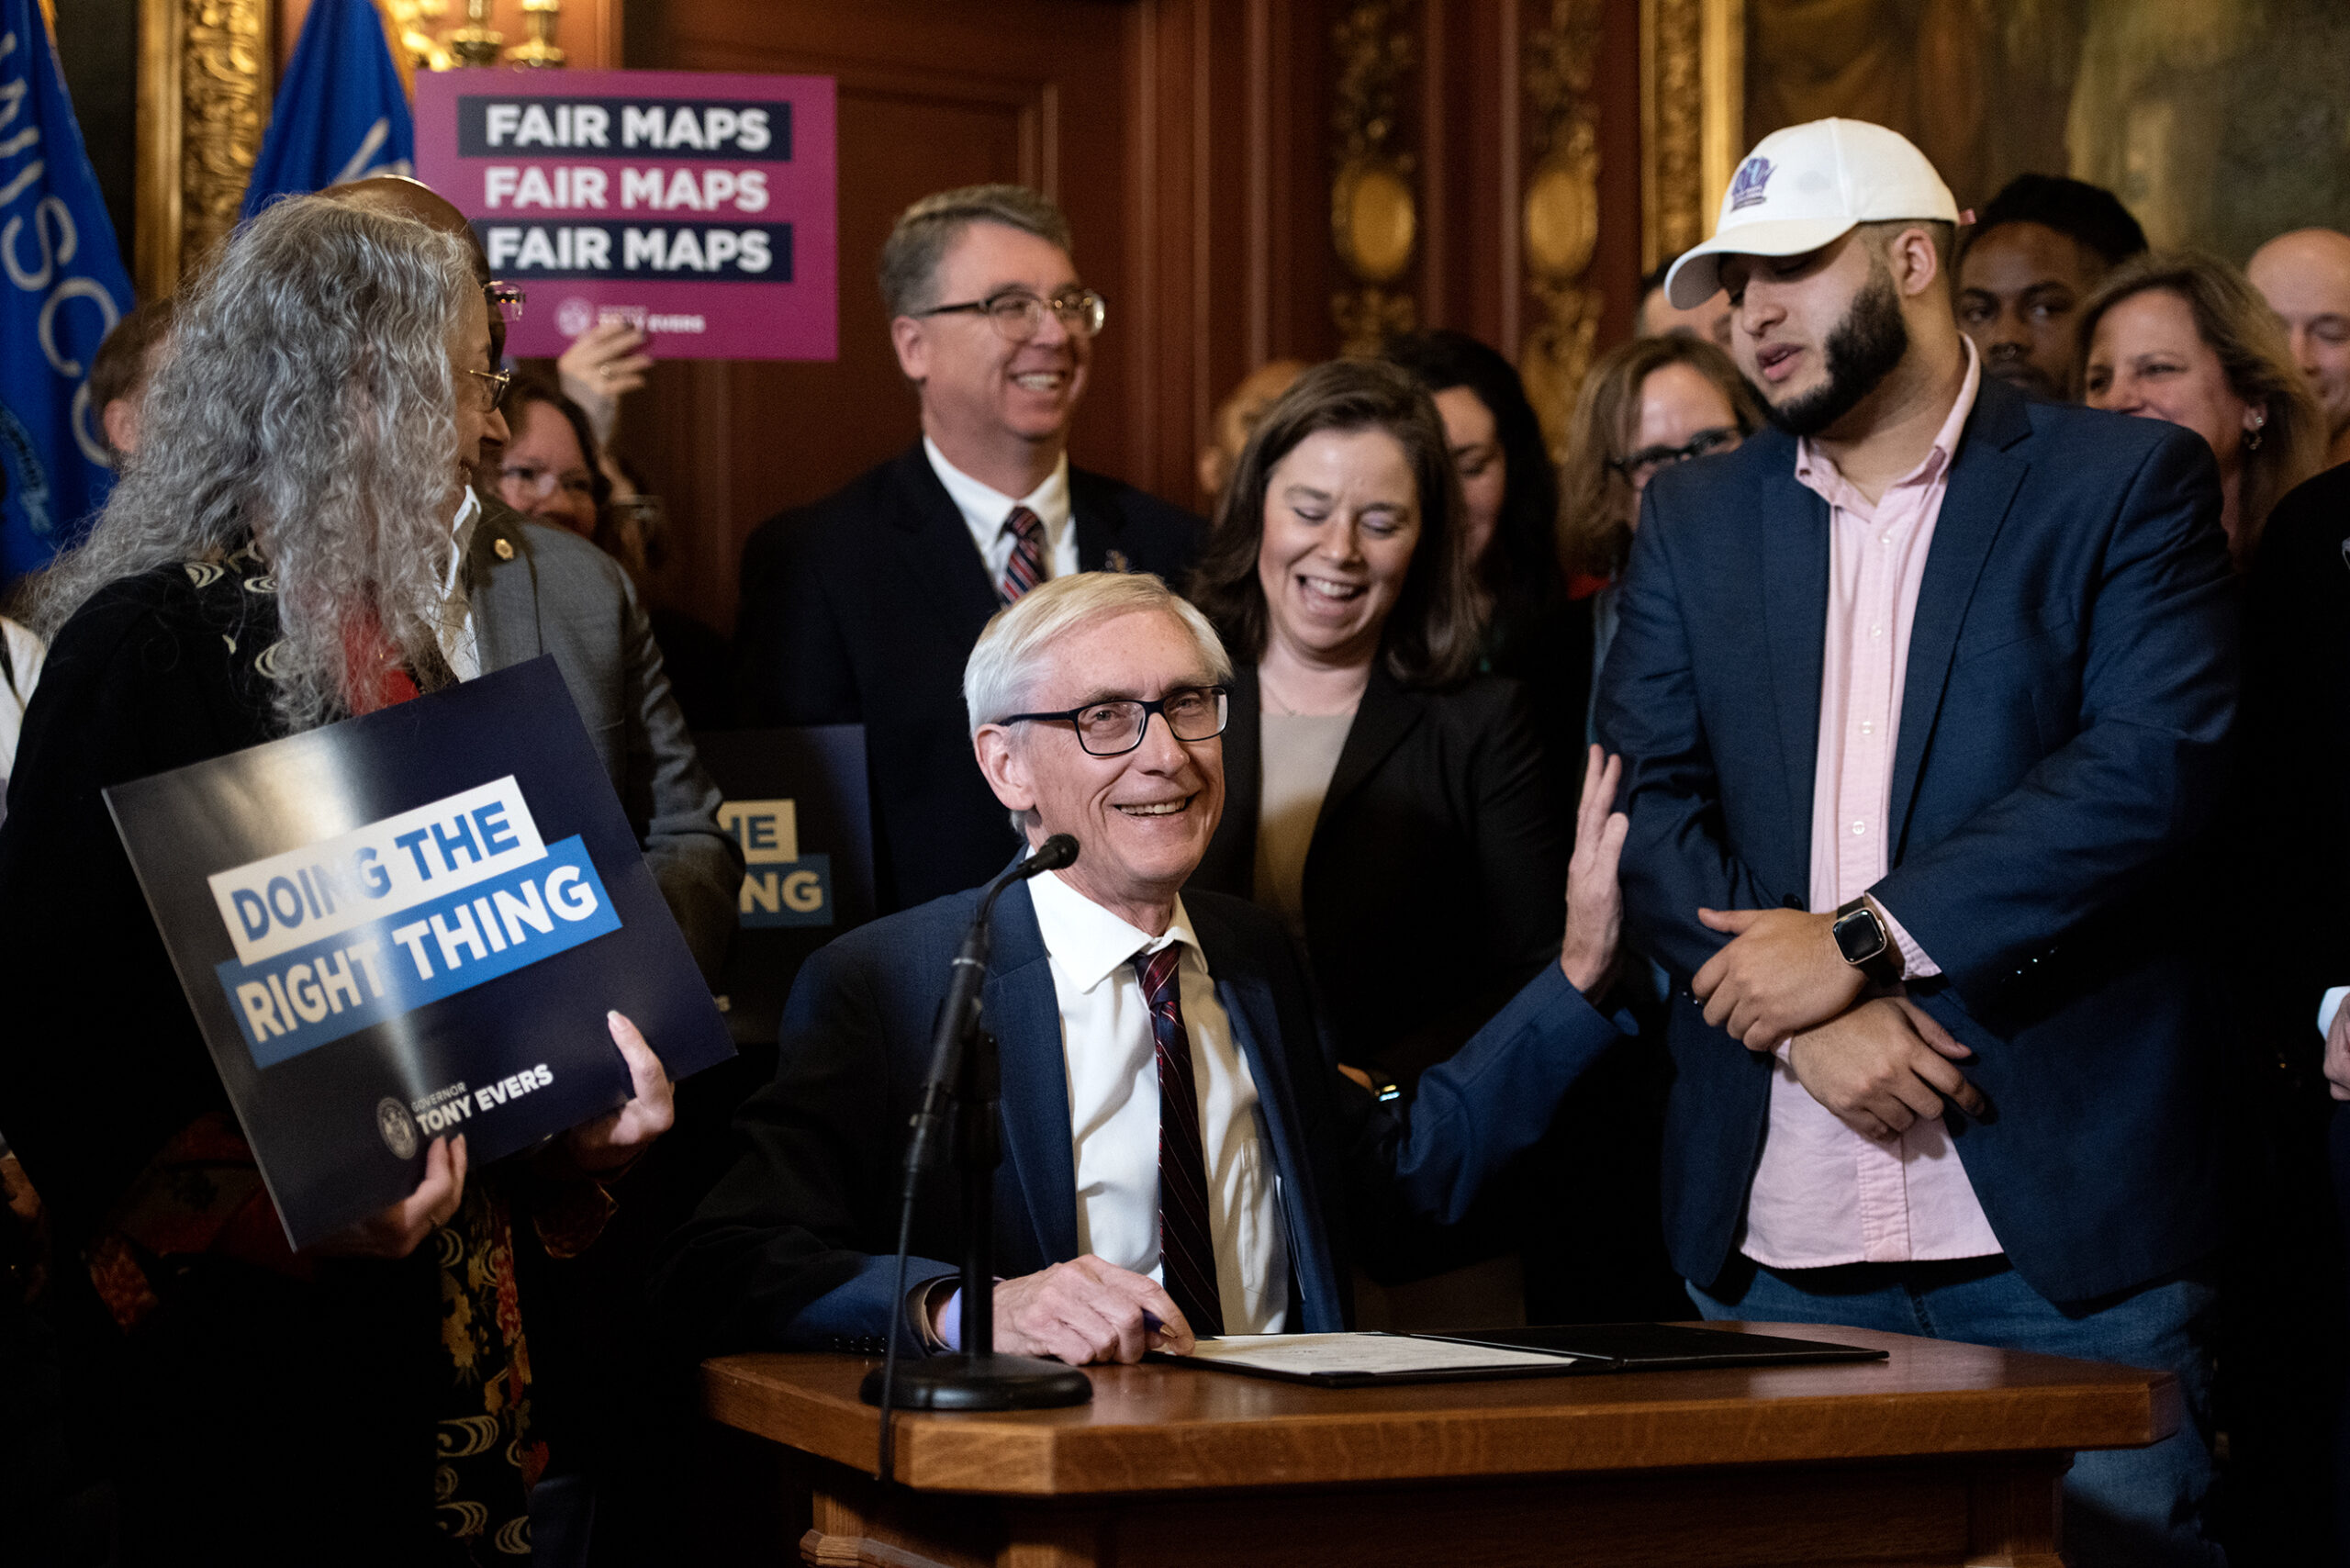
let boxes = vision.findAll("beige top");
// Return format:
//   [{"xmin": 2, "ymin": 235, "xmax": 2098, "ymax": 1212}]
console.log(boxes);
[{"xmin": 1253, "ymin": 711, "xmax": 1354, "ymax": 940}]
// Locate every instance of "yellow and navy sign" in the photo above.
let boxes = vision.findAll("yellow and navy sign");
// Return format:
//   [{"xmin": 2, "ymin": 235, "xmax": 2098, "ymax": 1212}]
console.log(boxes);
[{"xmin": 718, "ymin": 797, "xmax": 832, "ymax": 927}]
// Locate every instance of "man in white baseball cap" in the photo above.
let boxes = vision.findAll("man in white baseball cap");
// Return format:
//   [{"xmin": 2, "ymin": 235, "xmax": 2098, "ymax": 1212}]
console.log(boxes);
[
  {"xmin": 1667, "ymin": 117, "xmax": 1964, "ymax": 447},
  {"xmin": 1600, "ymin": 117, "xmax": 2232, "ymax": 1567}
]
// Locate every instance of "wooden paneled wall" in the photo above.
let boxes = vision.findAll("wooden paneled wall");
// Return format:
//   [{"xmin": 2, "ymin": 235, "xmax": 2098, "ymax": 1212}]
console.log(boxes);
[{"xmin": 612, "ymin": 0, "xmax": 1645, "ymax": 637}]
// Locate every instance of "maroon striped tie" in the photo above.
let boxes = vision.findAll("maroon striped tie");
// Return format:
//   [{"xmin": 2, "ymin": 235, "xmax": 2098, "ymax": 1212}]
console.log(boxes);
[
  {"xmin": 1134, "ymin": 945, "xmax": 1225, "ymax": 1338},
  {"xmin": 998, "ymin": 506, "xmax": 1047, "ymax": 604}
]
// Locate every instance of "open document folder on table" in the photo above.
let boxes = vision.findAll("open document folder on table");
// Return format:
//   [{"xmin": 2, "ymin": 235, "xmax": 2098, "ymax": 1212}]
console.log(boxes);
[{"xmin": 1161, "ymin": 1322, "xmax": 1889, "ymax": 1388}]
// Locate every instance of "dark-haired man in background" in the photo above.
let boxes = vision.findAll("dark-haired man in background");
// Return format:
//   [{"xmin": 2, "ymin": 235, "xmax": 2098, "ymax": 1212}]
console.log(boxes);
[
  {"xmin": 1953, "ymin": 173, "xmax": 2147, "ymax": 402},
  {"xmin": 1601, "ymin": 118, "xmax": 2232, "ymax": 1565},
  {"xmin": 737, "ymin": 185, "xmax": 1203, "ymax": 913}
]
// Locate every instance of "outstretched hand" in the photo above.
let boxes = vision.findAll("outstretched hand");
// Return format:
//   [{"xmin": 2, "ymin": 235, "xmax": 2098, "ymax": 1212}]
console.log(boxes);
[
  {"xmin": 556, "ymin": 319, "xmax": 653, "ymax": 444},
  {"xmin": 564, "ymin": 1011, "xmax": 675, "ymax": 1174},
  {"xmin": 1561, "ymin": 745, "xmax": 1630, "ymax": 996}
]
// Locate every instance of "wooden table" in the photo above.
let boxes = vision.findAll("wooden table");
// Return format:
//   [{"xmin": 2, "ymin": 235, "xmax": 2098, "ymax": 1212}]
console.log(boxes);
[{"xmin": 701, "ymin": 1323, "xmax": 2177, "ymax": 1568}]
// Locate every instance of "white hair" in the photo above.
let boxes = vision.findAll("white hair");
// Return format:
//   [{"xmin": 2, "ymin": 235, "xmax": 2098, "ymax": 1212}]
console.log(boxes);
[{"xmin": 964, "ymin": 572, "xmax": 1233, "ymax": 735}]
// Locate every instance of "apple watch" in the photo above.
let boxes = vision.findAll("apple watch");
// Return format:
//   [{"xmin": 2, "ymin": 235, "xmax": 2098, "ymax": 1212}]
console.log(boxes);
[{"xmin": 1831, "ymin": 897, "xmax": 1903, "ymax": 987}]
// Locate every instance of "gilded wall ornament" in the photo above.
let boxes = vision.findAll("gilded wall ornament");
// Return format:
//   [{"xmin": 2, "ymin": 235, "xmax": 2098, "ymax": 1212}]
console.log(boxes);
[
  {"xmin": 1520, "ymin": 0, "xmax": 1605, "ymax": 457},
  {"xmin": 1640, "ymin": 0, "xmax": 1743, "ymax": 274},
  {"xmin": 1329, "ymin": 0, "xmax": 1418, "ymax": 352},
  {"xmin": 181, "ymin": 0, "xmax": 269, "ymax": 270},
  {"xmin": 136, "ymin": 0, "xmax": 269, "ymax": 296}
]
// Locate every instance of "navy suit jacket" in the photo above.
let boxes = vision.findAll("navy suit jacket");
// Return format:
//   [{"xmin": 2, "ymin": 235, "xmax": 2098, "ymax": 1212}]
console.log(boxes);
[
  {"xmin": 1596, "ymin": 375, "xmax": 2239, "ymax": 1306},
  {"xmin": 735, "ymin": 444, "xmax": 1204, "ymax": 913},
  {"xmin": 652, "ymin": 879, "xmax": 1618, "ymax": 1352}
]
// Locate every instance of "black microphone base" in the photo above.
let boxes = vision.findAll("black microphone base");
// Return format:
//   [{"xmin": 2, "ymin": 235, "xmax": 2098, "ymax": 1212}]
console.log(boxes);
[{"xmin": 860, "ymin": 1353, "xmax": 1094, "ymax": 1411}]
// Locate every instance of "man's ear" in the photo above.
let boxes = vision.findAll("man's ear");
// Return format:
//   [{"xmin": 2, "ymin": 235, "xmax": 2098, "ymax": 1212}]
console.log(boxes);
[
  {"xmin": 974, "ymin": 724, "xmax": 1036, "ymax": 814},
  {"xmin": 100, "ymin": 398, "xmax": 140, "ymax": 465},
  {"xmin": 890, "ymin": 316, "xmax": 929, "ymax": 384},
  {"xmin": 1888, "ymin": 225, "xmax": 1943, "ymax": 300}
]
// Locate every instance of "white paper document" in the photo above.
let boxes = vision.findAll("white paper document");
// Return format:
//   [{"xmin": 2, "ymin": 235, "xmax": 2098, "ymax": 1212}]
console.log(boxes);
[{"xmin": 1182, "ymin": 1332, "xmax": 1581, "ymax": 1378}]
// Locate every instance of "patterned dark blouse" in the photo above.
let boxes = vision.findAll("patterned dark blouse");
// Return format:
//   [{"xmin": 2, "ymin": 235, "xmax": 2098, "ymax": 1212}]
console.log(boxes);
[{"xmin": 0, "ymin": 549, "xmax": 610, "ymax": 1562}]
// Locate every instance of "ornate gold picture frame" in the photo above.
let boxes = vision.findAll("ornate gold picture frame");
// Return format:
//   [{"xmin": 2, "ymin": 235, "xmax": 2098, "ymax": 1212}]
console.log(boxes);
[
  {"xmin": 134, "ymin": 0, "xmax": 272, "ymax": 299},
  {"xmin": 1639, "ymin": 0, "xmax": 1741, "ymax": 276}
]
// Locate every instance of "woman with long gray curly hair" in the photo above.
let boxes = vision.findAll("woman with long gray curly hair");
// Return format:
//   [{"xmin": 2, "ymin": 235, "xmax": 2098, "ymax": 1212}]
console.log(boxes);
[
  {"xmin": 0, "ymin": 193, "xmax": 650, "ymax": 1565},
  {"xmin": 24, "ymin": 195, "xmax": 481, "ymax": 729}
]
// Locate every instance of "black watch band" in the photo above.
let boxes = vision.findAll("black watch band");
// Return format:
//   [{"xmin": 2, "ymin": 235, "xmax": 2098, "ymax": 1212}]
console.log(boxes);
[{"xmin": 1832, "ymin": 897, "xmax": 1902, "ymax": 987}]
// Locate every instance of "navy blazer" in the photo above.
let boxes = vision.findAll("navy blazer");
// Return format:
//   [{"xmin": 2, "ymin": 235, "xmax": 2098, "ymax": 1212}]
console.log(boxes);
[
  {"xmin": 1596, "ymin": 375, "xmax": 2239, "ymax": 1306},
  {"xmin": 651, "ymin": 879, "xmax": 1617, "ymax": 1353},
  {"xmin": 734, "ymin": 444, "xmax": 1204, "ymax": 913}
]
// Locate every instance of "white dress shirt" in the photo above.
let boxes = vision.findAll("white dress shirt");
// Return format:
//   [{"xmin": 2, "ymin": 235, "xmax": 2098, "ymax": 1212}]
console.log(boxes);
[
  {"xmin": 1027, "ymin": 868, "xmax": 1290, "ymax": 1334},
  {"xmin": 923, "ymin": 436, "xmax": 1079, "ymax": 586},
  {"xmin": 438, "ymin": 487, "xmax": 484, "ymax": 682}
]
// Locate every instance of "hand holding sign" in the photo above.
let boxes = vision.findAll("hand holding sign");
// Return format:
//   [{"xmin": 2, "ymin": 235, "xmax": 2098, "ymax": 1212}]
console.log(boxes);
[
  {"xmin": 307, "ymin": 1133, "xmax": 469, "ymax": 1259},
  {"xmin": 106, "ymin": 657, "xmax": 735, "ymax": 1249},
  {"xmin": 564, "ymin": 1011, "xmax": 675, "ymax": 1174}
]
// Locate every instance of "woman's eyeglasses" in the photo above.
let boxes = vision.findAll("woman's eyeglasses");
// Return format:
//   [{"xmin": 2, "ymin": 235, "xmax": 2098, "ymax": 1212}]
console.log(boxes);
[
  {"xmin": 1609, "ymin": 426, "xmax": 1742, "ymax": 486},
  {"xmin": 463, "ymin": 367, "xmax": 514, "ymax": 411}
]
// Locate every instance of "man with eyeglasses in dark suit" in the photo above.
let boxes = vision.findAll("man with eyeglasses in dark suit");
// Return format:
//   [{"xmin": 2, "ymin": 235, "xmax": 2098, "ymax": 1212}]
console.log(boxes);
[{"xmin": 736, "ymin": 185, "xmax": 1204, "ymax": 913}]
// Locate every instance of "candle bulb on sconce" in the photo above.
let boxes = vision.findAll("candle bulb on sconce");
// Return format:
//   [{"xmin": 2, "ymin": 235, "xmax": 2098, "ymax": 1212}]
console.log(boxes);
[
  {"xmin": 508, "ymin": 0, "xmax": 566, "ymax": 68},
  {"xmin": 445, "ymin": 0, "xmax": 504, "ymax": 67}
]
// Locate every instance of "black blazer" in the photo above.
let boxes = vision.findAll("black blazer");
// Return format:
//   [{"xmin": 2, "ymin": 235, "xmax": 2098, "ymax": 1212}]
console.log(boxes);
[
  {"xmin": 1189, "ymin": 661, "xmax": 1566, "ymax": 1082},
  {"xmin": 2242, "ymin": 462, "xmax": 2350, "ymax": 1074},
  {"xmin": 736, "ymin": 443, "xmax": 1204, "ymax": 912},
  {"xmin": 1485, "ymin": 591, "xmax": 1599, "ymax": 828}
]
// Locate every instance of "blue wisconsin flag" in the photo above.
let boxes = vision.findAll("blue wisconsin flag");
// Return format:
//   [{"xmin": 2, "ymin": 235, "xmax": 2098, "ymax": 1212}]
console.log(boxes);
[
  {"xmin": 0, "ymin": 0, "xmax": 137, "ymax": 582},
  {"xmin": 241, "ymin": 0, "xmax": 414, "ymax": 219}
]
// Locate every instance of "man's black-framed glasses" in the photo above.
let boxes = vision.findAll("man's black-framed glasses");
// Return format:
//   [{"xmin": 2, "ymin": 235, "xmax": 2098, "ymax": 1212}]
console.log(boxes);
[
  {"xmin": 914, "ymin": 286, "xmax": 1107, "ymax": 342},
  {"xmin": 1000, "ymin": 685, "xmax": 1227, "ymax": 756},
  {"xmin": 1609, "ymin": 426, "xmax": 1741, "ymax": 485}
]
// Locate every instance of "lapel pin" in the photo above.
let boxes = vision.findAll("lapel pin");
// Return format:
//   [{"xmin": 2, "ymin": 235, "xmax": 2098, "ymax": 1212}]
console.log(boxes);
[
  {"xmin": 1105, "ymin": 549, "xmax": 1131, "ymax": 574},
  {"xmin": 494, "ymin": 537, "xmax": 515, "ymax": 562}
]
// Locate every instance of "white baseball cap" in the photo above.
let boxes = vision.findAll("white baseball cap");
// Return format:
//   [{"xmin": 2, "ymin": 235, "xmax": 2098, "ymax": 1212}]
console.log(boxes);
[{"xmin": 1664, "ymin": 118, "xmax": 1959, "ymax": 308}]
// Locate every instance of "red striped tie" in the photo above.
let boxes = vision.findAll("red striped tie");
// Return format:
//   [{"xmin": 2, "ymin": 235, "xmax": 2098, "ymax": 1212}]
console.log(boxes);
[
  {"xmin": 1135, "ymin": 944, "xmax": 1225, "ymax": 1338},
  {"xmin": 998, "ymin": 506, "xmax": 1047, "ymax": 604}
]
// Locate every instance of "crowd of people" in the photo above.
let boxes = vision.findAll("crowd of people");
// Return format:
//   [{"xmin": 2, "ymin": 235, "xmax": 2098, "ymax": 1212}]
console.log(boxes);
[{"xmin": 3, "ymin": 108, "xmax": 2349, "ymax": 1567}]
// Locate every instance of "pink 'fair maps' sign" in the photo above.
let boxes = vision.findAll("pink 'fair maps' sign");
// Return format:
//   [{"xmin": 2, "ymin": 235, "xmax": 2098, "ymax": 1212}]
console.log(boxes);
[{"xmin": 415, "ymin": 69, "xmax": 835, "ymax": 361}]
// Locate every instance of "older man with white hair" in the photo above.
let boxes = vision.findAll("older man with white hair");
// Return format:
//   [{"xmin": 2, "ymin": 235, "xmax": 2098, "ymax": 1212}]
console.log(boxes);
[{"xmin": 657, "ymin": 571, "xmax": 1628, "ymax": 1361}]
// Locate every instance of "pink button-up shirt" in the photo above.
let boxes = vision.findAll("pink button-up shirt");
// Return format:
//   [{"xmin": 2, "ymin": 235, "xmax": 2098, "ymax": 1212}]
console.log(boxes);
[{"xmin": 1740, "ymin": 342, "xmax": 2004, "ymax": 1271}]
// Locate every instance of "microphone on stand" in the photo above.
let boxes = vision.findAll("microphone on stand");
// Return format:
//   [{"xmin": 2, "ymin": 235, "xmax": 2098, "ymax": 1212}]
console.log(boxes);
[{"xmin": 867, "ymin": 834, "xmax": 1094, "ymax": 1474}]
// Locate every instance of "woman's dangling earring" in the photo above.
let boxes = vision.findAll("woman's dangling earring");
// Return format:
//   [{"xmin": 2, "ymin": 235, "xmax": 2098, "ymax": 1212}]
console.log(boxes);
[{"xmin": 2246, "ymin": 409, "xmax": 2267, "ymax": 451}]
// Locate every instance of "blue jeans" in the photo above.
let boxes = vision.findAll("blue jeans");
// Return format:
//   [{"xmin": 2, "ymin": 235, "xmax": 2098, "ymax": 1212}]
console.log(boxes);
[{"xmin": 1689, "ymin": 1254, "xmax": 2224, "ymax": 1568}]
